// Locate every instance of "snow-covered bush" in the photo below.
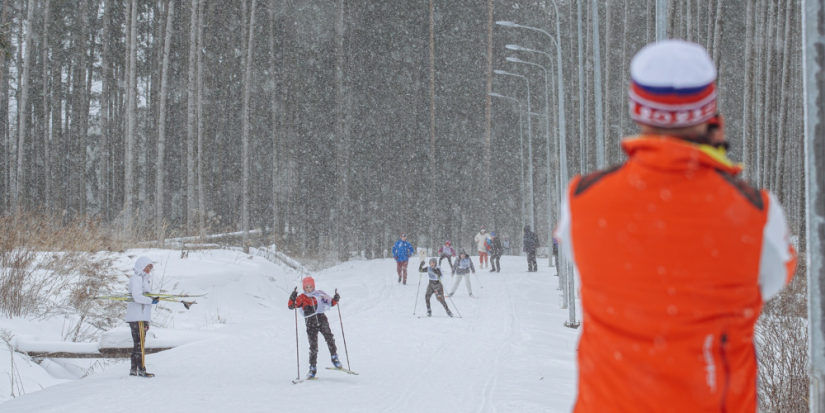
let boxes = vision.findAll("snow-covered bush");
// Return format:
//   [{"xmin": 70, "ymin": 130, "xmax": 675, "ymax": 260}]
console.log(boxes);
[{"xmin": 756, "ymin": 258, "xmax": 809, "ymax": 412}]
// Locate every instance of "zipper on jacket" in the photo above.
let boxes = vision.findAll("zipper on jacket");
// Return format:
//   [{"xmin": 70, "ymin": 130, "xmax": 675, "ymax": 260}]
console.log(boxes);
[{"xmin": 719, "ymin": 333, "xmax": 730, "ymax": 413}]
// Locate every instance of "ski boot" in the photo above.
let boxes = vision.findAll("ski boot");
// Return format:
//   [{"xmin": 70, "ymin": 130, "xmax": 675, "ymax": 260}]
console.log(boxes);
[
  {"xmin": 446, "ymin": 293, "xmax": 453, "ymax": 298},
  {"xmin": 469, "ymin": 293, "xmax": 474, "ymax": 298},
  {"xmin": 307, "ymin": 366, "xmax": 317, "ymax": 379},
  {"xmin": 490, "ymin": 267, "xmax": 496, "ymax": 273},
  {"xmin": 137, "ymin": 368, "xmax": 155, "ymax": 378},
  {"xmin": 447, "ymin": 311, "xmax": 454, "ymax": 318},
  {"xmin": 129, "ymin": 367, "xmax": 137, "ymax": 376},
  {"xmin": 331, "ymin": 355, "xmax": 343, "ymax": 369},
  {"xmin": 427, "ymin": 309, "xmax": 432, "ymax": 317}
]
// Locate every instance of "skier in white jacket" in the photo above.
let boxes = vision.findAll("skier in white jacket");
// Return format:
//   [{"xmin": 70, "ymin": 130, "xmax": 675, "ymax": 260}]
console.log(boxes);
[
  {"xmin": 126, "ymin": 256, "xmax": 158, "ymax": 377},
  {"xmin": 474, "ymin": 227, "xmax": 491, "ymax": 269}
]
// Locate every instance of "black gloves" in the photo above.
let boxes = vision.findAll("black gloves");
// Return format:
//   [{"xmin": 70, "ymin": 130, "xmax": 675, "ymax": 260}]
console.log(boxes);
[
  {"xmin": 333, "ymin": 292, "xmax": 340, "ymax": 302},
  {"xmin": 289, "ymin": 290, "xmax": 298, "ymax": 301},
  {"xmin": 151, "ymin": 297, "xmax": 160, "ymax": 304},
  {"xmin": 419, "ymin": 261, "xmax": 425, "ymax": 269}
]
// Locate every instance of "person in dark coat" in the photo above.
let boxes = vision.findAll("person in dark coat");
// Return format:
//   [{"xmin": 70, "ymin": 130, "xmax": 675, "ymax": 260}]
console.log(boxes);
[
  {"xmin": 523, "ymin": 225, "xmax": 539, "ymax": 272},
  {"xmin": 489, "ymin": 232, "xmax": 503, "ymax": 273}
]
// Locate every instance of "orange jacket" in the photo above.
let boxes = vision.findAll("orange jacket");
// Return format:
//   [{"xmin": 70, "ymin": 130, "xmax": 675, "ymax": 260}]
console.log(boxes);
[{"xmin": 555, "ymin": 136, "xmax": 796, "ymax": 413}]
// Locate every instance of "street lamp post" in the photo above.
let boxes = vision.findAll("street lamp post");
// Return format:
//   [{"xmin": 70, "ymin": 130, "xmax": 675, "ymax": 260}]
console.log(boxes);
[
  {"xmin": 494, "ymin": 69, "xmax": 535, "ymax": 230},
  {"xmin": 489, "ymin": 92, "xmax": 527, "ymax": 228},
  {"xmin": 506, "ymin": 56, "xmax": 557, "ymax": 271},
  {"xmin": 497, "ymin": 14, "xmax": 577, "ymax": 327}
]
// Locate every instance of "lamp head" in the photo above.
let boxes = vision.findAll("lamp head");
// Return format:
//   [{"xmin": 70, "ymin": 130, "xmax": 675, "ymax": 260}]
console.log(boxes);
[
  {"xmin": 488, "ymin": 92, "xmax": 504, "ymax": 98},
  {"xmin": 506, "ymin": 56, "xmax": 523, "ymax": 63},
  {"xmin": 496, "ymin": 21, "xmax": 518, "ymax": 27},
  {"xmin": 505, "ymin": 44, "xmax": 524, "ymax": 51},
  {"xmin": 493, "ymin": 69, "xmax": 508, "ymax": 75}
]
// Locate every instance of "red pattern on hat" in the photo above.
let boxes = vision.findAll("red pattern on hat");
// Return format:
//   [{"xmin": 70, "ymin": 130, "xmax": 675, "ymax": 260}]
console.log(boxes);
[{"xmin": 629, "ymin": 82, "xmax": 717, "ymax": 128}]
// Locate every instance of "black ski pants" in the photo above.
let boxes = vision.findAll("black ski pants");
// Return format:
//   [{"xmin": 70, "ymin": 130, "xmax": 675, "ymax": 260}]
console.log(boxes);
[
  {"xmin": 129, "ymin": 321, "xmax": 150, "ymax": 371},
  {"xmin": 305, "ymin": 314, "xmax": 337, "ymax": 367},
  {"xmin": 425, "ymin": 280, "xmax": 450, "ymax": 313},
  {"xmin": 527, "ymin": 251, "xmax": 537, "ymax": 272},
  {"xmin": 490, "ymin": 254, "xmax": 502, "ymax": 271},
  {"xmin": 438, "ymin": 254, "xmax": 453, "ymax": 270}
]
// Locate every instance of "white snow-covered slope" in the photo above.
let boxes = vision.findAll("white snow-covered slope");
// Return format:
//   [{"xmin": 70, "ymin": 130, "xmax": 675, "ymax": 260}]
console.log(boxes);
[{"xmin": 1, "ymin": 250, "xmax": 579, "ymax": 413}]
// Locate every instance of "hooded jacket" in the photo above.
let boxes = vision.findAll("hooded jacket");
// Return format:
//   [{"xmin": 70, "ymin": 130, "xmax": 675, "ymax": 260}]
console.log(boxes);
[
  {"xmin": 125, "ymin": 256, "xmax": 154, "ymax": 322},
  {"xmin": 392, "ymin": 239, "xmax": 414, "ymax": 262},
  {"xmin": 555, "ymin": 136, "xmax": 797, "ymax": 413},
  {"xmin": 523, "ymin": 226, "xmax": 539, "ymax": 253},
  {"xmin": 474, "ymin": 232, "xmax": 491, "ymax": 252}
]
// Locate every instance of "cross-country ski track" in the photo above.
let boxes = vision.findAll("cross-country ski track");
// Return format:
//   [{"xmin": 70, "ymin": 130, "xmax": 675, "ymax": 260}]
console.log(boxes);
[{"xmin": 1, "ymin": 250, "xmax": 579, "ymax": 413}]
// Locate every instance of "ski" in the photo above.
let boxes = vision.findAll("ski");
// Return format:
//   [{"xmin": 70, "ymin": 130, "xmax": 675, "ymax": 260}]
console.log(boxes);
[
  {"xmin": 292, "ymin": 377, "xmax": 318, "ymax": 384},
  {"xmin": 93, "ymin": 295, "xmax": 198, "ymax": 309},
  {"xmin": 94, "ymin": 293, "xmax": 206, "ymax": 300},
  {"xmin": 325, "ymin": 367, "xmax": 359, "ymax": 375}
]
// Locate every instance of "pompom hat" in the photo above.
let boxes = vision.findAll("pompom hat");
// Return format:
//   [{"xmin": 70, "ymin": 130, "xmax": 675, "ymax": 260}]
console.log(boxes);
[{"xmin": 628, "ymin": 40, "xmax": 717, "ymax": 128}]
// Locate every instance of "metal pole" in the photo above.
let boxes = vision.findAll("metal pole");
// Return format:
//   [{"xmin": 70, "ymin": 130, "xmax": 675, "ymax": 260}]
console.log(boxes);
[
  {"xmin": 656, "ymin": 0, "xmax": 668, "ymax": 41},
  {"xmin": 335, "ymin": 289, "xmax": 352, "ymax": 371},
  {"xmin": 592, "ymin": 0, "xmax": 604, "ymax": 168},
  {"xmin": 577, "ymin": 0, "xmax": 586, "ymax": 174},
  {"xmin": 802, "ymin": 0, "xmax": 825, "ymax": 408}
]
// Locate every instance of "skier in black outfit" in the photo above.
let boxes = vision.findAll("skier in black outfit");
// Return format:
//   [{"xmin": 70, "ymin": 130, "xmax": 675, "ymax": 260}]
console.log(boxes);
[
  {"xmin": 489, "ymin": 232, "xmax": 503, "ymax": 273},
  {"xmin": 418, "ymin": 259, "xmax": 453, "ymax": 317},
  {"xmin": 523, "ymin": 225, "xmax": 539, "ymax": 272}
]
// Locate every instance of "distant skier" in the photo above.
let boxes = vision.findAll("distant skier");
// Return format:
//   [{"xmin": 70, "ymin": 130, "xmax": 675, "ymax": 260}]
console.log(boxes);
[
  {"xmin": 489, "ymin": 232, "xmax": 503, "ymax": 273},
  {"xmin": 523, "ymin": 225, "xmax": 539, "ymax": 272},
  {"xmin": 392, "ymin": 233, "xmax": 414, "ymax": 285},
  {"xmin": 474, "ymin": 227, "xmax": 491, "ymax": 269},
  {"xmin": 447, "ymin": 250, "xmax": 475, "ymax": 298},
  {"xmin": 288, "ymin": 277, "xmax": 343, "ymax": 379},
  {"xmin": 437, "ymin": 240, "xmax": 456, "ymax": 270},
  {"xmin": 417, "ymin": 259, "xmax": 453, "ymax": 317},
  {"xmin": 502, "ymin": 235, "xmax": 511, "ymax": 255},
  {"xmin": 126, "ymin": 256, "xmax": 159, "ymax": 378}
]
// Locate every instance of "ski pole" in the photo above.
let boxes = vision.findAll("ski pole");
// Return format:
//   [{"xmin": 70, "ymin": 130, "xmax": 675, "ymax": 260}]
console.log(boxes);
[
  {"xmin": 474, "ymin": 271, "xmax": 484, "ymax": 289},
  {"xmin": 413, "ymin": 272, "xmax": 423, "ymax": 315},
  {"xmin": 292, "ymin": 287, "xmax": 300, "ymax": 380},
  {"xmin": 335, "ymin": 289, "xmax": 352, "ymax": 371}
]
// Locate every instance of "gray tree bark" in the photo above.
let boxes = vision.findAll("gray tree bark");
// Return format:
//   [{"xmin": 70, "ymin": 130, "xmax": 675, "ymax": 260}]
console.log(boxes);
[
  {"xmin": 241, "ymin": 0, "xmax": 257, "ymax": 253},
  {"xmin": 14, "ymin": 0, "xmax": 35, "ymax": 212},
  {"xmin": 156, "ymin": 0, "xmax": 174, "ymax": 244},
  {"xmin": 186, "ymin": 0, "xmax": 198, "ymax": 234}
]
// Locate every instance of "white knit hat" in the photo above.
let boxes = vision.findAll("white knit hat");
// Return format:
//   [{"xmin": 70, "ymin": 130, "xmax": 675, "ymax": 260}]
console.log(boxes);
[{"xmin": 628, "ymin": 40, "xmax": 717, "ymax": 128}]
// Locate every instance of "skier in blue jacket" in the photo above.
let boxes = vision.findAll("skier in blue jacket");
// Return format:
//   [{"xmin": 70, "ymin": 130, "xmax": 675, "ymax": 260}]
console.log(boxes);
[{"xmin": 392, "ymin": 233, "xmax": 415, "ymax": 284}]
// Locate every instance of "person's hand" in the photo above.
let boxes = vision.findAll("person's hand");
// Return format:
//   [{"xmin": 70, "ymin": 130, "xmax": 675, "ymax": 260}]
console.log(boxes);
[
  {"xmin": 290, "ymin": 289, "xmax": 298, "ymax": 301},
  {"xmin": 333, "ymin": 292, "xmax": 340, "ymax": 302},
  {"xmin": 151, "ymin": 298, "xmax": 160, "ymax": 304}
]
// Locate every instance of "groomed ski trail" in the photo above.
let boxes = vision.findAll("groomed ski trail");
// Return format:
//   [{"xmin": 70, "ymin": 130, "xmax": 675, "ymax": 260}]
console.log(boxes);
[{"xmin": 1, "ymin": 254, "xmax": 579, "ymax": 413}]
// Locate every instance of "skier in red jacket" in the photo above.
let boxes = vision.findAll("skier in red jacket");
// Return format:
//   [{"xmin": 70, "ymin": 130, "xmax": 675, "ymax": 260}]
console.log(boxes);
[{"xmin": 288, "ymin": 277, "xmax": 342, "ymax": 379}]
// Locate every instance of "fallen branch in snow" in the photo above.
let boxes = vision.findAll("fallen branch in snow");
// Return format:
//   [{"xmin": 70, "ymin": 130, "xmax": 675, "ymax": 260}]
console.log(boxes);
[{"xmin": 16, "ymin": 340, "xmax": 173, "ymax": 359}]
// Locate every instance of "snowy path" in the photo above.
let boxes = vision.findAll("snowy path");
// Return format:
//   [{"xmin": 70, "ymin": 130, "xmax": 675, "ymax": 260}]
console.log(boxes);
[{"xmin": 2, "ymin": 253, "xmax": 579, "ymax": 413}]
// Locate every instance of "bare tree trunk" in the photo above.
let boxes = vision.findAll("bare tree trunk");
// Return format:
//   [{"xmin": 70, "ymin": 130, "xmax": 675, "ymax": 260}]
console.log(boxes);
[
  {"xmin": 483, "ymin": 0, "xmax": 492, "ymax": 217},
  {"xmin": 83, "ymin": 0, "xmax": 96, "ymax": 216},
  {"xmin": 741, "ymin": 0, "xmax": 754, "ymax": 177},
  {"xmin": 771, "ymin": 0, "xmax": 792, "ymax": 195},
  {"xmin": 269, "ymin": 0, "xmax": 278, "ymax": 240},
  {"xmin": 592, "ymin": 0, "xmax": 604, "ymax": 168},
  {"xmin": 428, "ymin": 0, "xmax": 436, "ymax": 242},
  {"xmin": 334, "ymin": 0, "xmax": 349, "ymax": 260},
  {"xmin": 241, "ymin": 0, "xmax": 257, "ymax": 253},
  {"xmin": 14, "ymin": 0, "xmax": 35, "ymax": 212},
  {"xmin": 186, "ymin": 0, "xmax": 197, "ymax": 234},
  {"xmin": 196, "ymin": 0, "xmax": 205, "ymax": 234},
  {"xmin": 100, "ymin": 0, "xmax": 111, "ymax": 218},
  {"xmin": 124, "ymin": 0, "xmax": 138, "ymax": 225},
  {"xmin": 156, "ymin": 0, "xmax": 174, "ymax": 244},
  {"xmin": 0, "ymin": 0, "xmax": 7, "ymax": 211},
  {"xmin": 577, "ymin": 0, "xmax": 586, "ymax": 173},
  {"xmin": 760, "ymin": 0, "xmax": 777, "ymax": 189},
  {"xmin": 711, "ymin": 0, "xmax": 723, "ymax": 69},
  {"xmin": 42, "ymin": 0, "xmax": 51, "ymax": 214}
]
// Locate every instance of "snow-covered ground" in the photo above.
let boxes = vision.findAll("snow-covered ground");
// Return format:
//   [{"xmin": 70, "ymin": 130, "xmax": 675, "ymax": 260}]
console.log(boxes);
[{"xmin": 1, "ymin": 249, "xmax": 579, "ymax": 412}]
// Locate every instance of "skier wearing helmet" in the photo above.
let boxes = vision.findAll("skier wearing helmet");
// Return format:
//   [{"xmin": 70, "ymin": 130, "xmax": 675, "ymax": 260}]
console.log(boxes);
[
  {"xmin": 437, "ymin": 240, "xmax": 456, "ymax": 270},
  {"xmin": 288, "ymin": 277, "xmax": 342, "ymax": 379}
]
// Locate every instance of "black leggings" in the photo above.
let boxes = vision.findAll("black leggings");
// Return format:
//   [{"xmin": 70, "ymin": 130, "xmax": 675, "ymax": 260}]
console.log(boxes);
[
  {"xmin": 438, "ymin": 254, "xmax": 453, "ymax": 270},
  {"xmin": 490, "ymin": 254, "xmax": 501, "ymax": 271},
  {"xmin": 527, "ymin": 251, "xmax": 537, "ymax": 271},
  {"xmin": 425, "ymin": 280, "xmax": 450, "ymax": 313},
  {"xmin": 129, "ymin": 321, "xmax": 149, "ymax": 371},
  {"xmin": 306, "ymin": 314, "xmax": 337, "ymax": 367}
]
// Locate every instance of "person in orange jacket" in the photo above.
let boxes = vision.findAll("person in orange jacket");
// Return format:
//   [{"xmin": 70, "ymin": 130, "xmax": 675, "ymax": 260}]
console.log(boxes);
[
  {"xmin": 554, "ymin": 40, "xmax": 797, "ymax": 413},
  {"xmin": 288, "ymin": 277, "xmax": 342, "ymax": 379}
]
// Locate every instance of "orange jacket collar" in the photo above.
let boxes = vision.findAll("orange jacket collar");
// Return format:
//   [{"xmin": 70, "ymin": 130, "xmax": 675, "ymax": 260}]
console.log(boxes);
[{"xmin": 621, "ymin": 135, "xmax": 743, "ymax": 175}]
